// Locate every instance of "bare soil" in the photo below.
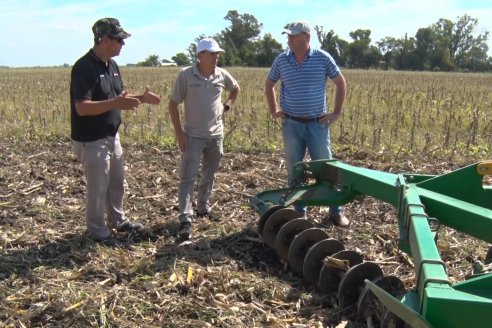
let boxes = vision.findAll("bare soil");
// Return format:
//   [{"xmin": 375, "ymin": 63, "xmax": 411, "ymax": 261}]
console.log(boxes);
[{"xmin": 0, "ymin": 139, "xmax": 488, "ymax": 327}]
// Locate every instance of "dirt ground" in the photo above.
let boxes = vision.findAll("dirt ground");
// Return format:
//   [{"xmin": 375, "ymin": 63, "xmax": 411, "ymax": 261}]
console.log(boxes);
[{"xmin": 0, "ymin": 138, "xmax": 488, "ymax": 327}]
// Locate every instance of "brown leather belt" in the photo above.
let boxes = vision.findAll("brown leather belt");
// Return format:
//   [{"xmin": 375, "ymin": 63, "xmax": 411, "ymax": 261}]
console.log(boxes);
[{"xmin": 285, "ymin": 114, "xmax": 322, "ymax": 123}]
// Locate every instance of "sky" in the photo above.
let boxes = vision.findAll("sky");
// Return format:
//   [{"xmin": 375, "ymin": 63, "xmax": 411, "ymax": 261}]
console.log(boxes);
[{"xmin": 1, "ymin": 0, "xmax": 491, "ymax": 67}]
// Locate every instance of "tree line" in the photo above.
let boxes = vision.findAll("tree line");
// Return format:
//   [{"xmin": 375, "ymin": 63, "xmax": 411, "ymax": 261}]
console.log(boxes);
[{"xmin": 135, "ymin": 10, "xmax": 491, "ymax": 72}]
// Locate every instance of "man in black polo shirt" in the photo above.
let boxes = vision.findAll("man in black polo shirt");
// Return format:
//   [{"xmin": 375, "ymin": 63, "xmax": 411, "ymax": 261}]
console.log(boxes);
[{"xmin": 70, "ymin": 18, "xmax": 160, "ymax": 245}]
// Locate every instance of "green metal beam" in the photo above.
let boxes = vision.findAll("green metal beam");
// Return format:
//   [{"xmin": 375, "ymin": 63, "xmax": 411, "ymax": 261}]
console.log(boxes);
[
  {"xmin": 423, "ymin": 283, "xmax": 492, "ymax": 328},
  {"xmin": 416, "ymin": 162, "xmax": 492, "ymax": 209},
  {"xmin": 403, "ymin": 185, "xmax": 449, "ymax": 299},
  {"xmin": 453, "ymin": 273, "xmax": 492, "ymax": 297},
  {"xmin": 321, "ymin": 161, "xmax": 402, "ymax": 206},
  {"xmin": 417, "ymin": 188, "xmax": 492, "ymax": 243}
]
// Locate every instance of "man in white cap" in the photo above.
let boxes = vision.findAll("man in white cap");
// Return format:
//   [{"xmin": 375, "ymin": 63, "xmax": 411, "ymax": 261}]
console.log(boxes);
[
  {"xmin": 169, "ymin": 37, "xmax": 240, "ymax": 242},
  {"xmin": 265, "ymin": 20, "xmax": 349, "ymax": 227}
]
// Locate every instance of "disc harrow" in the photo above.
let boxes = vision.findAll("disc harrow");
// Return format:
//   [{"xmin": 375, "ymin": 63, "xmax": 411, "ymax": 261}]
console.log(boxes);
[
  {"xmin": 250, "ymin": 159, "xmax": 492, "ymax": 327},
  {"xmin": 257, "ymin": 206, "xmax": 406, "ymax": 327}
]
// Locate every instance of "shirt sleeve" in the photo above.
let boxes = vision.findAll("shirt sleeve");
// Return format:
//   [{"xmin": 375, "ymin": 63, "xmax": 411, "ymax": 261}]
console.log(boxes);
[
  {"xmin": 325, "ymin": 53, "xmax": 341, "ymax": 80},
  {"xmin": 267, "ymin": 55, "xmax": 282, "ymax": 82},
  {"xmin": 71, "ymin": 63, "xmax": 95, "ymax": 102},
  {"xmin": 224, "ymin": 70, "xmax": 239, "ymax": 92}
]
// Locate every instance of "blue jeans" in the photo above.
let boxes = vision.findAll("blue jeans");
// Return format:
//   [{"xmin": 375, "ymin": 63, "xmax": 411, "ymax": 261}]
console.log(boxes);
[
  {"xmin": 178, "ymin": 135, "xmax": 223, "ymax": 223},
  {"xmin": 282, "ymin": 118, "xmax": 340, "ymax": 216},
  {"xmin": 72, "ymin": 133, "xmax": 127, "ymax": 239}
]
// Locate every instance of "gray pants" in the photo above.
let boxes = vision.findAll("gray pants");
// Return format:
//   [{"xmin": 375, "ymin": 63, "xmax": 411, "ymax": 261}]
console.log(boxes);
[
  {"xmin": 178, "ymin": 136, "xmax": 222, "ymax": 223},
  {"xmin": 72, "ymin": 134, "xmax": 127, "ymax": 239}
]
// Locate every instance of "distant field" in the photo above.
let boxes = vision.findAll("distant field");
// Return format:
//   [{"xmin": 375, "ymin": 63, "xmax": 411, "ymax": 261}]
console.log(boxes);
[
  {"xmin": 1, "ymin": 67, "xmax": 491, "ymax": 327},
  {"xmin": 0, "ymin": 67, "xmax": 490, "ymax": 160}
]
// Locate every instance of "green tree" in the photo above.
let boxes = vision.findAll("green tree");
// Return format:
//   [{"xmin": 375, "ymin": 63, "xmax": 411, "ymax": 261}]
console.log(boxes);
[
  {"xmin": 450, "ymin": 14, "xmax": 489, "ymax": 70},
  {"xmin": 254, "ymin": 33, "xmax": 284, "ymax": 67},
  {"xmin": 415, "ymin": 28, "xmax": 436, "ymax": 70},
  {"xmin": 171, "ymin": 53, "xmax": 191, "ymax": 66},
  {"xmin": 429, "ymin": 19, "xmax": 455, "ymax": 71},
  {"xmin": 431, "ymin": 45, "xmax": 455, "ymax": 71},
  {"xmin": 137, "ymin": 54, "xmax": 161, "ymax": 67},
  {"xmin": 178, "ymin": 11, "xmax": 491, "ymax": 71},
  {"xmin": 363, "ymin": 45, "xmax": 383, "ymax": 68},
  {"xmin": 347, "ymin": 29, "xmax": 379, "ymax": 68},
  {"xmin": 377, "ymin": 36, "xmax": 404, "ymax": 69},
  {"xmin": 221, "ymin": 10, "xmax": 263, "ymax": 65},
  {"xmin": 430, "ymin": 15, "xmax": 489, "ymax": 71},
  {"xmin": 464, "ymin": 45, "xmax": 490, "ymax": 71},
  {"xmin": 376, "ymin": 35, "xmax": 417, "ymax": 70},
  {"xmin": 314, "ymin": 26, "xmax": 348, "ymax": 66},
  {"xmin": 398, "ymin": 34, "xmax": 417, "ymax": 70}
]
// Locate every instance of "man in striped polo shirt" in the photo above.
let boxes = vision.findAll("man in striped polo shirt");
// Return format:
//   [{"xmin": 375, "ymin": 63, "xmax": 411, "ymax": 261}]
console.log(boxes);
[{"xmin": 265, "ymin": 20, "xmax": 349, "ymax": 227}]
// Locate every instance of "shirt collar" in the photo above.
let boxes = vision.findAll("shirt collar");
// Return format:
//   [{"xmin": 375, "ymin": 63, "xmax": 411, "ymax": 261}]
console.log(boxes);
[
  {"xmin": 287, "ymin": 47, "xmax": 313, "ymax": 59},
  {"xmin": 88, "ymin": 49, "xmax": 112, "ymax": 68},
  {"xmin": 193, "ymin": 63, "xmax": 218, "ymax": 79}
]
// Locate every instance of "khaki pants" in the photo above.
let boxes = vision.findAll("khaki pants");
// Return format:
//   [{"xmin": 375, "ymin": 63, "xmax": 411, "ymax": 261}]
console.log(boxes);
[
  {"xmin": 72, "ymin": 134, "xmax": 127, "ymax": 239},
  {"xmin": 178, "ymin": 135, "xmax": 223, "ymax": 223}
]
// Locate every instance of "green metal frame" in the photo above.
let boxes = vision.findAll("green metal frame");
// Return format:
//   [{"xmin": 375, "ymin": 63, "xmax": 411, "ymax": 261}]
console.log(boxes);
[{"xmin": 250, "ymin": 159, "xmax": 492, "ymax": 328}]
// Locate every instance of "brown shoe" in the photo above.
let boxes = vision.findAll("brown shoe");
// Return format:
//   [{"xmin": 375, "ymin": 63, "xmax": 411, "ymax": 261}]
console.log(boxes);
[{"xmin": 330, "ymin": 213, "xmax": 351, "ymax": 228}]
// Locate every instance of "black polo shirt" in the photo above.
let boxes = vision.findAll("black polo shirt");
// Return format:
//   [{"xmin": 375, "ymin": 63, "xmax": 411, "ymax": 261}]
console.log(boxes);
[{"xmin": 70, "ymin": 50, "xmax": 124, "ymax": 142}]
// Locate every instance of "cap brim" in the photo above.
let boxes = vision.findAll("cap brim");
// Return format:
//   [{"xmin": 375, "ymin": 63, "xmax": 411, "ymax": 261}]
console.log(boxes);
[
  {"xmin": 114, "ymin": 31, "xmax": 131, "ymax": 39},
  {"xmin": 282, "ymin": 29, "xmax": 302, "ymax": 36},
  {"xmin": 197, "ymin": 47, "xmax": 225, "ymax": 53}
]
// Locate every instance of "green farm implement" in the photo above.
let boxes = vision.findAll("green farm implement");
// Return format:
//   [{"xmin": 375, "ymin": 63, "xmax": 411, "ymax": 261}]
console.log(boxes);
[{"xmin": 249, "ymin": 159, "xmax": 492, "ymax": 327}]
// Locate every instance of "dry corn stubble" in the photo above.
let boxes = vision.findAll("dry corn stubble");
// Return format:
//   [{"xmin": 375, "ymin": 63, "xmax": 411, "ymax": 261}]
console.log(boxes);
[{"xmin": 0, "ymin": 67, "xmax": 490, "ymax": 327}]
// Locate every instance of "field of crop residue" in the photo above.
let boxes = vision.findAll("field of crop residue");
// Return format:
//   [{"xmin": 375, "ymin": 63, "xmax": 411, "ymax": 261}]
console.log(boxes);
[{"xmin": 0, "ymin": 67, "xmax": 491, "ymax": 327}]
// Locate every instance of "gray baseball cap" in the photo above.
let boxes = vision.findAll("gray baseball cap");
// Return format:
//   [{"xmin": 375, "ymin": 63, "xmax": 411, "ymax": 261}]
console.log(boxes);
[{"xmin": 282, "ymin": 20, "xmax": 310, "ymax": 35}]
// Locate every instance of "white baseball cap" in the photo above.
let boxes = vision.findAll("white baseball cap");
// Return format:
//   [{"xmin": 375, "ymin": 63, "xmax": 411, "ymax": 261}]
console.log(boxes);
[
  {"xmin": 282, "ymin": 20, "xmax": 310, "ymax": 35},
  {"xmin": 196, "ymin": 38, "xmax": 225, "ymax": 54}
]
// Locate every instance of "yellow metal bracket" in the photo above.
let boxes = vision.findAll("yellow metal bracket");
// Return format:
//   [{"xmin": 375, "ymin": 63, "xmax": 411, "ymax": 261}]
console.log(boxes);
[{"xmin": 477, "ymin": 161, "xmax": 492, "ymax": 176}]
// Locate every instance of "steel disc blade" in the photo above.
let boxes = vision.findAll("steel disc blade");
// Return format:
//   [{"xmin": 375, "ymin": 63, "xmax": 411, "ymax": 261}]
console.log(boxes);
[
  {"xmin": 338, "ymin": 262, "xmax": 384, "ymax": 310},
  {"xmin": 318, "ymin": 250, "xmax": 363, "ymax": 294},
  {"xmin": 274, "ymin": 218, "xmax": 313, "ymax": 262},
  {"xmin": 257, "ymin": 205, "xmax": 284, "ymax": 236},
  {"xmin": 357, "ymin": 275, "xmax": 406, "ymax": 323},
  {"xmin": 262, "ymin": 208, "xmax": 301, "ymax": 249},
  {"xmin": 302, "ymin": 238, "xmax": 345, "ymax": 285},
  {"xmin": 287, "ymin": 228, "xmax": 329, "ymax": 276}
]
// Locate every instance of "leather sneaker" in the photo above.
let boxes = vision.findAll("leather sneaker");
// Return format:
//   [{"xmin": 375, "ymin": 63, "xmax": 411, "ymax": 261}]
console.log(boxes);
[
  {"xmin": 90, "ymin": 235, "xmax": 119, "ymax": 247},
  {"xmin": 196, "ymin": 211, "xmax": 222, "ymax": 222},
  {"xmin": 116, "ymin": 220, "xmax": 144, "ymax": 233},
  {"xmin": 178, "ymin": 221, "xmax": 192, "ymax": 242}
]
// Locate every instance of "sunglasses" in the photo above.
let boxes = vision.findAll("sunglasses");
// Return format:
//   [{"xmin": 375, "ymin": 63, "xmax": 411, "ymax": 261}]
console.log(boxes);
[{"xmin": 109, "ymin": 36, "xmax": 124, "ymax": 44}]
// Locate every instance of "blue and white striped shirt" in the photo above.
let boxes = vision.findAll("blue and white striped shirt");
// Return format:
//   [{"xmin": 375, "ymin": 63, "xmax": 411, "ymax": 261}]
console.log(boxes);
[{"xmin": 268, "ymin": 48, "xmax": 340, "ymax": 118}]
